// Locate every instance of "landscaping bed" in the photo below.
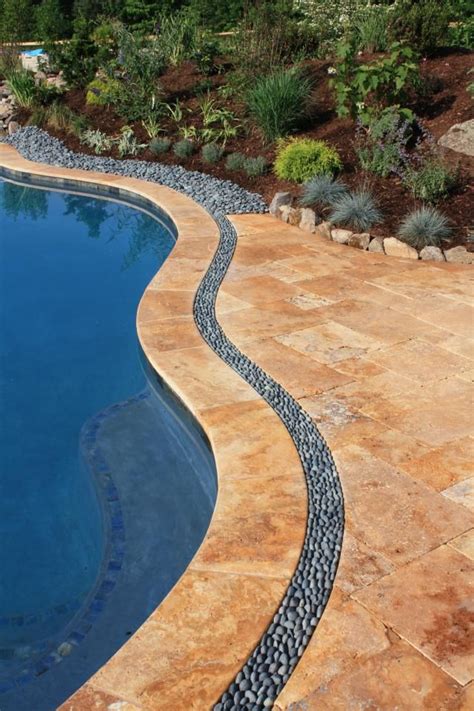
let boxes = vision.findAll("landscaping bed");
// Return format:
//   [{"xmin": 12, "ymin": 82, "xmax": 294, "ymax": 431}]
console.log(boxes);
[{"xmin": 2, "ymin": 1, "xmax": 473, "ymax": 254}]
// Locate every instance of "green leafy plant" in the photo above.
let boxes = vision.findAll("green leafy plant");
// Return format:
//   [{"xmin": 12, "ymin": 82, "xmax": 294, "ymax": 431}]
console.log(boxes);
[
  {"xmin": 274, "ymin": 138, "xmax": 342, "ymax": 183},
  {"xmin": 243, "ymin": 156, "xmax": 268, "ymax": 177},
  {"xmin": 330, "ymin": 40, "xmax": 419, "ymax": 124},
  {"xmin": 116, "ymin": 126, "xmax": 146, "ymax": 158},
  {"xmin": 389, "ymin": 0, "xmax": 450, "ymax": 56},
  {"xmin": 156, "ymin": 8, "xmax": 200, "ymax": 67},
  {"xmin": 354, "ymin": 108, "xmax": 413, "ymax": 178},
  {"xmin": 173, "ymin": 139, "xmax": 196, "ymax": 159},
  {"xmin": 403, "ymin": 157, "xmax": 460, "ymax": 203},
  {"xmin": 398, "ymin": 206, "xmax": 452, "ymax": 248},
  {"xmin": 46, "ymin": 17, "xmax": 99, "ymax": 88},
  {"xmin": 247, "ymin": 67, "xmax": 313, "ymax": 143},
  {"xmin": 299, "ymin": 174, "xmax": 348, "ymax": 208},
  {"xmin": 329, "ymin": 190, "xmax": 382, "ymax": 232},
  {"xmin": 165, "ymin": 100, "xmax": 186, "ymax": 126},
  {"xmin": 225, "ymin": 152, "xmax": 246, "ymax": 171},
  {"xmin": 41, "ymin": 102, "xmax": 87, "ymax": 136},
  {"xmin": 149, "ymin": 137, "xmax": 171, "ymax": 155},
  {"xmin": 201, "ymin": 143, "xmax": 224, "ymax": 164},
  {"xmin": 198, "ymin": 94, "xmax": 240, "ymax": 146},
  {"xmin": 80, "ymin": 129, "xmax": 113, "ymax": 154},
  {"xmin": 141, "ymin": 114, "xmax": 163, "ymax": 139}
]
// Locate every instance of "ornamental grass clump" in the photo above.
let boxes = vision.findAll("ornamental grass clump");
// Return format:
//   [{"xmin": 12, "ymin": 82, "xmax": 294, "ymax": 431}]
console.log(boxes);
[
  {"xmin": 398, "ymin": 206, "xmax": 452, "ymax": 249},
  {"xmin": 173, "ymin": 139, "xmax": 196, "ymax": 159},
  {"xmin": 150, "ymin": 137, "xmax": 171, "ymax": 155},
  {"xmin": 247, "ymin": 67, "xmax": 313, "ymax": 143},
  {"xmin": 299, "ymin": 174, "xmax": 348, "ymax": 209},
  {"xmin": 274, "ymin": 139, "xmax": 342, "ymax": 183},
  {"xmin": 243, "ymin": 156, "xmax": 268, "ymax": 177},
  {"xmin": 201, "ymin": 143, "xmax": 224, "ymax": 164},
  {"xmin": 225, "ymin": 152, "xmax": 246, "ymax": 171},
  {"xmin": 329, "ymin": 190, "xmax": 382, "ymax": 232}
]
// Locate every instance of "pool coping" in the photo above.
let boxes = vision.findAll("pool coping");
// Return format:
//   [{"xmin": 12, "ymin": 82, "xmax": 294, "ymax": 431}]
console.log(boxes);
[{"xmin": 0, "ymin": 145, "xmax": 316, "ymax": 709}]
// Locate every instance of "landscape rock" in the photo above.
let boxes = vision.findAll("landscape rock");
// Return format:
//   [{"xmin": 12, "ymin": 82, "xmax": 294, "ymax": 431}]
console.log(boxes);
[
  {"xmin": 287, "ymin": 207, "xmax": 301, "ymax": 226},
  {"xmin": 315, "ymin": 221, "xmax": 332, "ymax": 240},
  {"xmin": 420, "ymin": 246, "xmax": 445, "ymax": 262},
  {"xmin": 331, "ymin": 228, "xmax": 352, "ymax": 244},
  {"xmin": 348, "ymin": 232, "xmax": 370, "ymax": 250},
  {"xmin": 444, "ymin": 246, "xmax": 474, "ymax": 264},
  {"xmin": 299, "ymin": 207, "xmax": 317, "ymax": 233},
  {"xmin": 368, "ymin": 235, "xmax": 385, "ymax": 253},
  {"xmin": 383, "ymin": 237, "xmax": 418, "ymax": 260},
  {"xmin": 7, "ymin": 121, "xmax": 20, "ymax": 135},
  {"xmin": 270, "ymin": 191, "xmax": 292, "ymax": 216},
  {"xmin": 438, "ymin": 119, "xmax": 474, "ymax": 157},
  {"xmin": 0, "ymin": 102, "xmax": 11, "ymax": 120}
]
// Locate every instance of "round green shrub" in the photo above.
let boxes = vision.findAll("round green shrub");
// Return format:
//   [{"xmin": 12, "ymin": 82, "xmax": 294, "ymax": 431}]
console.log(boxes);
[
  {"xmin": 225, "ymin": 152, "xmax": 246, "ymax": 171},
  {"xmin": 274, "ymin": 138, "xmax": 342, "ymax": 183},
  {"xmin": 173, "ymin": 139, "xmax": 196, "ymax": 159},
  {"xmin": 86, "ymin": 77, "xmax": 119, "ymax": 107},
  {"xmin": 150, "ymin": 137, "xmax": 172, "ymax": 155},
  {"xmin": 201, "ymin": 143, "xmax": 224, "ymax": 164}
]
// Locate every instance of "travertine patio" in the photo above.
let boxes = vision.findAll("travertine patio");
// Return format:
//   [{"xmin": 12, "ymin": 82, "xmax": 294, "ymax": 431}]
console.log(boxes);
[{"xmin": 1, "ymin": 145, "xmax": 472, "ymax": 710}]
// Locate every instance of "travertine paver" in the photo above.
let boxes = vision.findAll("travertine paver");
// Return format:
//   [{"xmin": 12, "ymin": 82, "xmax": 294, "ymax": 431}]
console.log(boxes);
[{"xmin": 224, "ymin": 214, "xmax": 473, "ymax": 710}]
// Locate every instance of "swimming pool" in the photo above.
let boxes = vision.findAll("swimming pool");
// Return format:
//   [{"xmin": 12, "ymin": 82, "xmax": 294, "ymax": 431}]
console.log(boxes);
[{"xmin": 0, "ymin": 176, "xmax": 217, "ymax": 708}]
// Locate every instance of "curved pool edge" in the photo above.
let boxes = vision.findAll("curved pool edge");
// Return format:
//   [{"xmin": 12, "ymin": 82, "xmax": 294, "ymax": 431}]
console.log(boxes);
[{"xmin": 0, "ymin": 145, "xmax": 313, "ymax": 709}]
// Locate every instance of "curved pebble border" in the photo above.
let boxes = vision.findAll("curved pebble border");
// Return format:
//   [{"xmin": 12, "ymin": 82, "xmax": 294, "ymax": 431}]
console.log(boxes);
[{"xmin": 1, "ymin": 130, "xmax": 345, "ymax": 710}]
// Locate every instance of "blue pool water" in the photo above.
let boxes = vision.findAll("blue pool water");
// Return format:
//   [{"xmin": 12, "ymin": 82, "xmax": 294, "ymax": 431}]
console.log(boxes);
[{"xmin": 0, "ymin": 177, "xmax": 217, "ymax": 708}]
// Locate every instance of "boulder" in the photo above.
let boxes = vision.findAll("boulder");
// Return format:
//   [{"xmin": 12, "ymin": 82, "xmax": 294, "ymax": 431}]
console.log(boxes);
[
  {"xmin": 420, "ymin": 246, "xmax": 445, "ymax": 262},
  {"xmin": 438, "ymin": 119, "xmax": 474, "ymax": 157},
  {"xmin": 383, "ymin": 237, "xmax": 418, "ymax": 260},
  {"xmin": 279, "ymin": 205, "xmax": 301, "ymax": 226},
  {"xmin": 331, "ymin": 228, "xmax": 352, "ymax": 244},
  {"xmin": 0, "ymin": 102, "xmax": 11, "ymax": 120},
  {"xmin": 270, "ymin": 191, "xmax": 292, "ymax": 216},
  {"xmin": 315, "ymin": 221, "xmax": 332, "ymax": 240},
  {"xmin": 368, "ymin": 236, "xmax": 385, "ymax": 253},
  {"xmin": 7, "ymin": 121, "xmax": 20, "ymax": 135},
  {"xmin": 444, "ymin": 246, "xmax": 474, "ymax": 264},
  {"xmin": 299, "ymin": 207, "xmax": 317, "ymax": 233},
  {"xmin": 348, "ymin": 232, "xmax": 370, "ymax": 250}
]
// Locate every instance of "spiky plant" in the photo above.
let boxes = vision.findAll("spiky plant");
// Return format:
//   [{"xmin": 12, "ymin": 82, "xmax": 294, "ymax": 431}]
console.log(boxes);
[
  {"xmin": 329, "ymin": 190, "xmax": 382, "ymax": 232},
  {"xmin": 299, "ymin": 174, "xmax": 348, "ymax": 208},
  {"xmin": 398, "ymin": 206, "xmax": 452, "ymax": 248},
  {"xmin": 243, "ymin": 156, "xmax": 268, "ymax": 177},
  {"xmin": 150, "ymin": 137, "xmax": 172, "ymax": 155},
  {"xmin": 173, "ymin": 139, "xmax": 196, "ymax": 159},
  {"xmin": 225, "ymin": 152, "xmax": 246, "ymax": 171},
  {"xmin": 201, "ymin": 143, "xmax": 224, "ymax": 164}
]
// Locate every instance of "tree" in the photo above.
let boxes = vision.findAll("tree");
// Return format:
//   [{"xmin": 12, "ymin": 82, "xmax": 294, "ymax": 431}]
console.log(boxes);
[
  {"xmin": 36, "ymin": 0, "xmax": 70, "ymax": 40},
  {"xmin": 0, "ymin": 0, "xmax": 37, "ymax": 42}
]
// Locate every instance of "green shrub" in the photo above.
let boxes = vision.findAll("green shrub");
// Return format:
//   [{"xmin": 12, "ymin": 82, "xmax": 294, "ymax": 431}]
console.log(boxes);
[
  {"xmin": 46, "ymin": 17, "xmax": 99, "ymax": 87},
  {"xmin": 35, "ymin": 0, "xmax": 69, "ymax": 42},
  {"xmin": 86, "ymin": 77, "xmax": 120, "ymax": 107},
  {"xmin": 247, "ymin": 67, "xmax": 313, "ymax": 143},
  {"xmin": 225, "ymin": 152, "xmax": 246, "ymax": 171},
  {"xmin": 274, "ymin": 138, "xmax": 342, "ymax": 183},
  {"xmin": 398, "ymin": 206, "xmax": 452, "ymax": 248},
  {"xmin": 149, "ymin": 137, "xmax": 171, "ymax": 155},
  {"xmin": 299, "ymin": 174, "xmax": 348, "ymax": 208},
  {"xmin": 243, "ymin": 156, "xmax": 268, "ymax": 177},
  {"xmin": 329, "ymin": 190, "xmax": 382, "ymax": 232},
  {"xmin": 354, "ymin": 108, "xmax": 413, "ymax": 178},
  {"xmin": 173, "ymin": 139, "xmax": 196, "ymax": 159},
  {"xmin": 447, "ymin": 1, "xmax": 474, "ymax": 50},
  {"xmin": 201, "ymin": 143, "xmax": 224, "ymax": 164},
  {"xmin": 330, "ymin": 40, "xmax": 419, "ymax": 125},
  {"xmin": 43, "ymin": 102, "xmax": 87, "ymax": 136},
  {"xmin": 403, "ymin": 157, "xmax": 460, "ymax": 203},
  {"xmin": 389, "ymin": 0, "xmax": 450, "ymax": 56}
]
